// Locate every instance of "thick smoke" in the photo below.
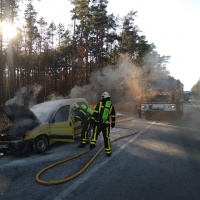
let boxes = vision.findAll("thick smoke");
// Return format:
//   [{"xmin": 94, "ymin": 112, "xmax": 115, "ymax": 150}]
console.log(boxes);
[
  {"xmin": 69, "ymin": 54, "xmax": 142, "ymax": 104},
  {"xmin": 0, "ymin": 84, "xmax": 42, "ymax": 138},
  {"xmin": 0, "ymin": 84, "xmax": 42, "ymax": 134},
  {"xmin": 6, "ymin": 84, "xmax": 42, "ymax": 108},
  {"xmin": 0, "ymin": 103, "xmax": 39, "ymax": 137},
  {"xmin": 46, "ymin": 92, "xmax": 64, "ymax": 101}
]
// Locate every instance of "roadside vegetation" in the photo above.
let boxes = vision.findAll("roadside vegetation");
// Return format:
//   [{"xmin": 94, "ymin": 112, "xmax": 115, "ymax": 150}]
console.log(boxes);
[
  {"xmin": 191, "ymin": 80, "xmax": 200, "ymax": 98},
  {"xmin": 0, "ymin": 0, "xmax": 170, "ymax": 107}
]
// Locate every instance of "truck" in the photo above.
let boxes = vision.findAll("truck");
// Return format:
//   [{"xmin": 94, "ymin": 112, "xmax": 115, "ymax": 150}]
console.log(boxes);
[
  {"xmin": 139, "ymin": 76, "xmax": 184, "ymax": 119},
  {"xmin": 183, "ymin": 91, "xmax": 191, "ymax": 102}
]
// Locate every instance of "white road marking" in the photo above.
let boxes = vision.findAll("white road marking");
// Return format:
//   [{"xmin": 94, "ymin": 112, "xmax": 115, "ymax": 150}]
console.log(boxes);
[{"xmin": 53, "ymin": 121, "xmax": 156, "ymax": 200}]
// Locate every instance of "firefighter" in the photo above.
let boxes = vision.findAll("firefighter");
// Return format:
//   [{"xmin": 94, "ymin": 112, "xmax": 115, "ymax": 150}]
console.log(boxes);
[
  {"xmin": 89, "ymin": 92, "xmax": 116, "ymax": 156},
  {"xmin": 72, "ymin": 103, "xmax": 91, "ymax": 148}
]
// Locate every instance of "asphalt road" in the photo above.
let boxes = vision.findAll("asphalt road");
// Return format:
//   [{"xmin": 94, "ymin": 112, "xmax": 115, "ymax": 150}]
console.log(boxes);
[{"xmin": 1, "ymin": 100, "xmax": 200, "ymax": 200}]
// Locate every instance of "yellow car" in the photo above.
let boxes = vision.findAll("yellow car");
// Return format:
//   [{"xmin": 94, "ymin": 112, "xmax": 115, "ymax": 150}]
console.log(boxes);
[{"xmin": 0, "ymin": 98, "xmax": 88, "ymax": 154}]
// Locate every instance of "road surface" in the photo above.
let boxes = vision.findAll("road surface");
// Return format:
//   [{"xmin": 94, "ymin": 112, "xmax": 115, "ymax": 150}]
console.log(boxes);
[{"xmin": 1, "ymin": 100, "xmax": 200, "ymax": 200}]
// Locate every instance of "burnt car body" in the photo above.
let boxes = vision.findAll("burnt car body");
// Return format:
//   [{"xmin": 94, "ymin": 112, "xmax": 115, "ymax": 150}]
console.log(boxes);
[{"xmin": 0, "ymin": 98, "xmax": 88, "ymax": 154}]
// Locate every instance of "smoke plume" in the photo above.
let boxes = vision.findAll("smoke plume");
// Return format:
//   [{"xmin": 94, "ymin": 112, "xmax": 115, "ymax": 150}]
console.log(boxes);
[
  {"xmin": 69, "ymin": 54, "xmax": 142, "ymax": 104},
  {"xmin": 6, "ymin": 84, "xmax": 42, "ymax": 108}
]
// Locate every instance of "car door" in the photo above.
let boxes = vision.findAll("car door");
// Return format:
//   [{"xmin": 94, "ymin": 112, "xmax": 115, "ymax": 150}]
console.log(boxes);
[
  {"xmin": 49, "ymin": 105, "xmax": 75, "ymax": 142},
  {"xmin": 70, "ymin": 104, "xmax": 84, "ymax": 136}
]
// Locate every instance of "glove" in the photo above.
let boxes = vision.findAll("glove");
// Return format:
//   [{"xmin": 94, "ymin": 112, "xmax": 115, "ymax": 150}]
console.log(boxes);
[{"xmin": 111, "ymin": 123, "xmax": 115, "ymax": 128}]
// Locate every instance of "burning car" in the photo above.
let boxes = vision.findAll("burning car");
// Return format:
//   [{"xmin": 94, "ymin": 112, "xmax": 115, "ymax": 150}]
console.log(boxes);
[{"xmin": 0, "ymin": 98, "xmax": 88, "ymax": 154}]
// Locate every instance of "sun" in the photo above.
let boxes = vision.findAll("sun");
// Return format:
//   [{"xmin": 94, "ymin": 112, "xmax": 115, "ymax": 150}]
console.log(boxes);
[{"xmin": 0, "ymin": 21, "xmax": 17, "ymax": 40}]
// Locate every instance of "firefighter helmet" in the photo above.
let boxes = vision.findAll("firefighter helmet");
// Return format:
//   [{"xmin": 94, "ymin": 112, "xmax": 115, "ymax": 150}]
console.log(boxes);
[
  {"xmin": 72, "ymin": 103, "xmax": 79, "ymax": 110},
  {"xmin": 101, "ymin": 92, "xmax": 110, "ymax": 99}
]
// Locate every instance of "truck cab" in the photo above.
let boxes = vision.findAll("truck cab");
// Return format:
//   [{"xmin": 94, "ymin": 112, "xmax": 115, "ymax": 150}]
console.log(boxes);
[{"xmin": 140, "ymin": 76, "xmax": 183, "ymax": 119}]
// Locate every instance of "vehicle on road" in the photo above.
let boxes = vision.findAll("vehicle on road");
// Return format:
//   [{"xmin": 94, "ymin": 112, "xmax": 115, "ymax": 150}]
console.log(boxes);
[
  {"xmin": 183, "ymin": 91, "xmax": 191, "ymax": 102},
  {"xmin": 139, "ymin": 76, "xmax": 184, "ymax": 119},
  {"xmin": 0, "ymin": 98, "xmax": 88, "ymax": 154}
]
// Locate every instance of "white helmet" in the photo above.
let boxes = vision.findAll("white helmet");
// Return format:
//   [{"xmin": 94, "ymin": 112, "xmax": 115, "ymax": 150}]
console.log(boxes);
[
  {"xmin": 101, "ymin": 92, "xmax": 110, "ymax": 99},
  {"xmin": 72, "ymin": 103, "xmax": 79, "ymax": 110}
]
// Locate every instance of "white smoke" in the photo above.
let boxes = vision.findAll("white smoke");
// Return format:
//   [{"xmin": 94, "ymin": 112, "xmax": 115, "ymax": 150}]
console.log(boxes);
[
  {"xmin": 46, "ymin": 92, "xmax": 64, "ymax": 101},
  {"xmin": 6, "ymin": 84, "xmax": 42, "ymax": 108},
  {"xmin": 69, "ymin": 54, "xmax": 142, "ymax": 103}
]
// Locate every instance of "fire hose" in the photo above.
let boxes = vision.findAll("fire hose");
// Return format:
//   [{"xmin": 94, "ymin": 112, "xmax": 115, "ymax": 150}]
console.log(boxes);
[{"xmin": 35, "ymin": 119, "xmax": 137, "ymax": 185}]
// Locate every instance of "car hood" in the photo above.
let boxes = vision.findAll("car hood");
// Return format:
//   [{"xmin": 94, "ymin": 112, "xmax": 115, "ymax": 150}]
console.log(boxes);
[
  {"xmin": 30, "ymin": 99, "xmax": 69, "ymax": 122},
  {"xmin": 2, "ymin": 103, "xmax": 38, "ymax": 122},
  {"xmin": 0, "ymin": 104, "xmax": 40, "ymax": 139}
]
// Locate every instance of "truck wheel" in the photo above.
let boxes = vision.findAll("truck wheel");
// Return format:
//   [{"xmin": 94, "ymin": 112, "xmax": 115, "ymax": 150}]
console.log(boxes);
[{"xmin": 33, "ymin": 136, "xmax": 49, "ymax": 154}]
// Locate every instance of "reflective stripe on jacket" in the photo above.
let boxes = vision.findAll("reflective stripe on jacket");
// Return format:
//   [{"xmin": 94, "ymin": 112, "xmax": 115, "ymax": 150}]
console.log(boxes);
[{"xmin": 92, "ymin": 100, "xmax": 115, "ymax": 124}]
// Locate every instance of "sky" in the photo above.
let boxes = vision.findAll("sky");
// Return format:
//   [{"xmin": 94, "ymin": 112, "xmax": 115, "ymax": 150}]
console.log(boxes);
[{"xmin": 30, "ymin": 0, "xmax": 200, "ymax": 91}]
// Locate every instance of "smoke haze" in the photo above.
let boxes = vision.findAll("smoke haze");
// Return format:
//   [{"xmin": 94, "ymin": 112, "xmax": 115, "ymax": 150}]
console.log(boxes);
[
  {"xmin": 69, "ymin": 54, "xmax": 142, "ymax": 105},
  {"xmin": 6, "ymin": 84, "xmax": 42, "ymax": 108}
]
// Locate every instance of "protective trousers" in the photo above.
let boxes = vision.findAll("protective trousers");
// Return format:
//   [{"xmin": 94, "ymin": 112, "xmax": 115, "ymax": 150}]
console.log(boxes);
[
  {"xmin": 80, "ymin": 120, "xmax": 91, "ymax": 146},
  {"xmin": 90, "ymin": 123, "xmax": 112, "ymax": 156}
]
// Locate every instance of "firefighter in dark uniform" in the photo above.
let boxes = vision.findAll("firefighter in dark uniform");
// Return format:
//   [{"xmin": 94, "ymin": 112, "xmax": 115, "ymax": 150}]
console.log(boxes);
[
  {"xmin": 89, "ymin": 92, "xmax": 116, "ymax": 156},
  {"xmin": 72, "ymin": 103, "xmax": 91, "ymax": 148}
]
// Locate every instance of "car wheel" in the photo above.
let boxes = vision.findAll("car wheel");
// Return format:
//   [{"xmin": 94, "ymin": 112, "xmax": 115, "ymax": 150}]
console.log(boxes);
[{"xmin": 33, "ymin": 136, "xmax": 49, "ymax": 154}]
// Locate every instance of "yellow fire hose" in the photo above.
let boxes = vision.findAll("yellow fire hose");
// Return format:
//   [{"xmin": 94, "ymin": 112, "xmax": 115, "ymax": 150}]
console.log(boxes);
[{"xmin": 35, "ymin": 123, "xmax": 137, "ymax": 185}]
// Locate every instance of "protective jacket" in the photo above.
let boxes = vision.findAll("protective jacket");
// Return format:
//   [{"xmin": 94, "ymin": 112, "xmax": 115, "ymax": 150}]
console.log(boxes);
[
  {"xmin": 73, "ymin": 107, "xmax": 90, "ymax": 123},
  {"xmin": 92, "ymin": 99, "xmax": 115, "ymax": 126},
  {"xmin": 73, "ymin": 106, "xmax": 91, "ymax": 146},
  {"xmin": 90, "ymin": 97, "xmax": 116, "ymax": 156}
]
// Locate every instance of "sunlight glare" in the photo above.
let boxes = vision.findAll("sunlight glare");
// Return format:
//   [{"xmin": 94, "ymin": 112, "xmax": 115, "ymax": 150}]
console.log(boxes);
[{"xmin": 1, "ymin": 21, "xmax": 17, "ymax": 39}]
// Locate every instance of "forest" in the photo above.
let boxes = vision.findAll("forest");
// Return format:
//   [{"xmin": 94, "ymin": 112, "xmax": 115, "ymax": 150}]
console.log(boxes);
[{"xmin": 0, "ymin": 0, "xmax": 170, "ymax": 107}]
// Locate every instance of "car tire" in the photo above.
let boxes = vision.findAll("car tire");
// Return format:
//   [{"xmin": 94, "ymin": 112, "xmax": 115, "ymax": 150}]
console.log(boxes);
[{"xmin": 33, "ymin": 136, "xmax": 49, "ymax": 154}]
